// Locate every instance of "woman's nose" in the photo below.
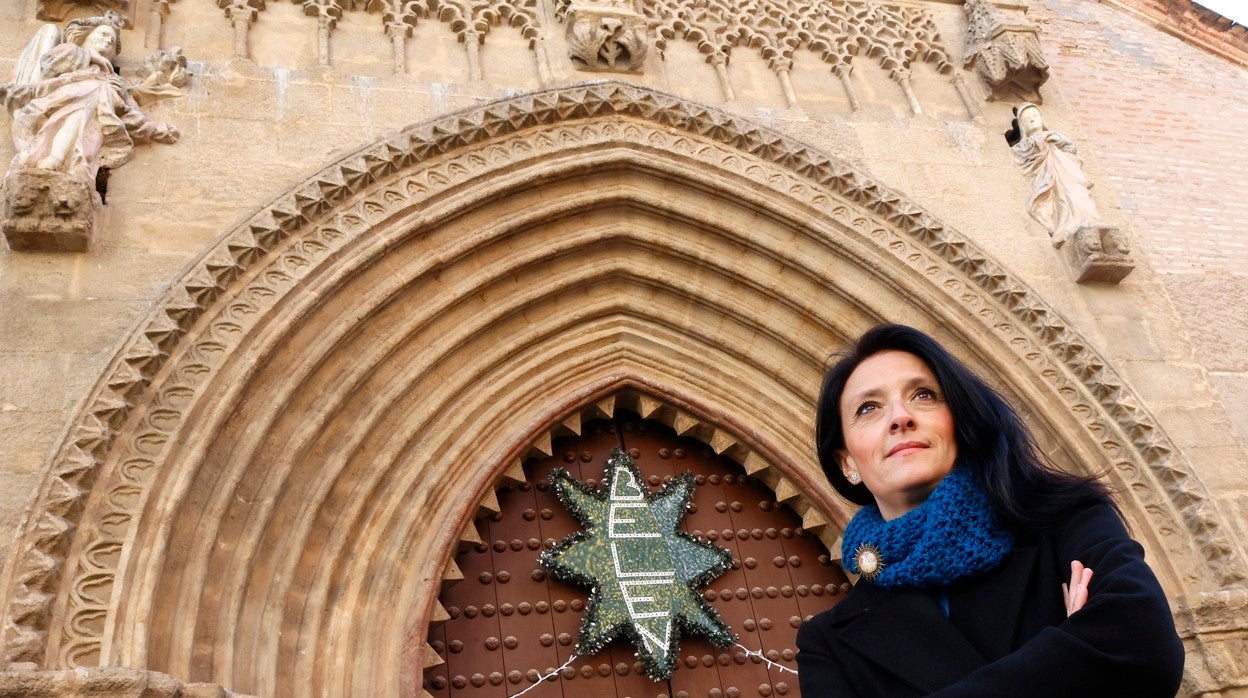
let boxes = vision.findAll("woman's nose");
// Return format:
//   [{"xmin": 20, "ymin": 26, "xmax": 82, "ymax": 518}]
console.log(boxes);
[{"xmin": 888, "ymin": 402, "xmax": 916, "ymax": 431}]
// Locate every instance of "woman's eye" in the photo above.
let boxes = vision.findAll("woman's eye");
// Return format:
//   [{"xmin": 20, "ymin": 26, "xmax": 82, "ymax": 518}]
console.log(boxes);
[
  {"xmin": 914, "ymin": 388, "xmax": 937, "ymax": 400},
  {"xmin": 855, "ymin": 402, "xmax": 878, "ymax": 416}
]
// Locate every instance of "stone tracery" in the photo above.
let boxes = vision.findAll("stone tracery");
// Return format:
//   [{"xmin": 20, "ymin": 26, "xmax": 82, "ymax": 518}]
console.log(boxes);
[
  {"xmin": 642, "ymin": 0, "xmax": 953, "ymax": 108},
  {"xmin": 202, "ymin": 0, "xmax": 966, "ymax": 112},
  {"xmin": 0, "ymin": 81, "xmax": 1239, "ymax": 695}
]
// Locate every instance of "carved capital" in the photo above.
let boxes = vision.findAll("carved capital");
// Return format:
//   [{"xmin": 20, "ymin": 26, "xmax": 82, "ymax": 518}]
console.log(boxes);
[
  {"xmin": 220, "ymin": 0, "xmax": 265, "ymax": 20},
  {"xmin": 300, "ymin": 0, "xmax": 343, "ymax": 26},
  {"xmin": 963, "ymin": 0, "xmax": 1050, "ymax": 102},
  {"xmin": 2, "ymin": 169, "xmax": 97, "ymax": 253},
  {"xmin": 565, "ymin": 0, "xmax": 649, "ymax": 73}
]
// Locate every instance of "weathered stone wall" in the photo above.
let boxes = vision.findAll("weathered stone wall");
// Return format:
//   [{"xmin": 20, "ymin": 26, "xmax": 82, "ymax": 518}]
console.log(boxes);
[
  {"xmin": 1037, "ymin": 0, "xmax": 1248, "ymax": 572},
  {"xmin": 0, "ymin": 0, "xmax": 1242, "ymax": 694}
]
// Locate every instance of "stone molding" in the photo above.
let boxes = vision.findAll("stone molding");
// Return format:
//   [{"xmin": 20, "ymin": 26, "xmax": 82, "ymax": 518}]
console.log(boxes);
[
  {"xmin": 0, "ymin": 667, "xmax": 256, "ymax": 697},
  {"xmin": 0, "ymin": 81, "xmax": 1242, "ymax": 693},
  {"xmin": 1175, "ymin": 588, "xmax": 1248, "ymax": 695}
]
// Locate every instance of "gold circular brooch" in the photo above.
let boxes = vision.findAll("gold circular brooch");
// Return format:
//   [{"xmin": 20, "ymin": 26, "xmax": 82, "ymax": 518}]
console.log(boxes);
[{"xmin": 854, "ymin": 543, "xmax": 884, "ymax": 582}]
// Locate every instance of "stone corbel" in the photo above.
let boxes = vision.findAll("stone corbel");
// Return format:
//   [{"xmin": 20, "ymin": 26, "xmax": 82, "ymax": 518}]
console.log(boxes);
[
  {"xmin": 565, "ymin": 0, "xmax": 649, "ymax": 73},
  {"xmin": 1055, "ymin": 223, "xmax": 1135, "ymax": 284},
  {"xmin": 962, "ymin": 0, "xmax": 1049, "ymax": 103}
]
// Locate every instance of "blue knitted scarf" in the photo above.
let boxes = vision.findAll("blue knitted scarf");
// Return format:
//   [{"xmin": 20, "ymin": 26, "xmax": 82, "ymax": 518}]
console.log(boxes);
[{"xmin": 840, "ymin": 467, "xmax": 1013, "ymax": 589}]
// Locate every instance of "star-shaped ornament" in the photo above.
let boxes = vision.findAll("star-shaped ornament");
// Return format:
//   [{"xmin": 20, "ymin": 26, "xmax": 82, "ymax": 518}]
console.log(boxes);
[{"xmin": 539, "ymin": 448, "xmax": 736, "ymax": 680}]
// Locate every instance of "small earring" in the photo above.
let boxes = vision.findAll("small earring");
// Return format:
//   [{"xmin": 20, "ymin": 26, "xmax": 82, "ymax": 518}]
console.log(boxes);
[{"xmin": 848, "ymin": 472, "xmax": 860, "ymax": 484}]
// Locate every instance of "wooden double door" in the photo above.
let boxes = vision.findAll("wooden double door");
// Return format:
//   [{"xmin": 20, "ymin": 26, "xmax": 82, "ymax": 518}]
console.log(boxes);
[{"xmin": 425, "ymin": 413, "xmax": 850, "ymax": 698}]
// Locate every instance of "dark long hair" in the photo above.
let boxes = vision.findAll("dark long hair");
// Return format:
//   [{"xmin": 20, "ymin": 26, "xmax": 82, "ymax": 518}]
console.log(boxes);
[{"xmin": 815, "ymin": 324, "xmax": 1117, "ymax": 530}]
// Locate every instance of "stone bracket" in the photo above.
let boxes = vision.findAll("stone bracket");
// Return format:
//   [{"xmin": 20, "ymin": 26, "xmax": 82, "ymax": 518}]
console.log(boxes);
[
  {"xmin": 1059, "ymin": 223, "xmax": 1134, "ymax": 284},
  {"xmin": 2, "ymin": 169, "xmax": 97, "ymax": 253}
]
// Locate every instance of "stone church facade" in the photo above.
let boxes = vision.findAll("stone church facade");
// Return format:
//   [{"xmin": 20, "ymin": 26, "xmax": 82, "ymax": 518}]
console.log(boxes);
[{"xmin": 0, "ymin": 0, "xmax": 1244, "ymax": 695}]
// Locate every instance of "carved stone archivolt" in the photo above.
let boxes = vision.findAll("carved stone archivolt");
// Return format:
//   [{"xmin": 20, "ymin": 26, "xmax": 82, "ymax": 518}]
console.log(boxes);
[{"xmin": 0, "ymin": 81, "xmax": 1242, "ymax": 695}]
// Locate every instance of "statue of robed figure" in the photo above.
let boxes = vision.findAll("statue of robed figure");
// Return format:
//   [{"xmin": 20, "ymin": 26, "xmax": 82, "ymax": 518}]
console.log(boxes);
[
  {"xmin": 0, "ymin": 11, "xmax": 187, "ymax": 252},
  {"xmin": 1008, "ymin": 102, "xmax": 1134, "ymax": 283}
]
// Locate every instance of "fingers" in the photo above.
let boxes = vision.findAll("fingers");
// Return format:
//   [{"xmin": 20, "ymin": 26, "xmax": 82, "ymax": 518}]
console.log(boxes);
[{"xmin": 1064, "ymin": 560, "xmax": 1094, "ymax": 617}]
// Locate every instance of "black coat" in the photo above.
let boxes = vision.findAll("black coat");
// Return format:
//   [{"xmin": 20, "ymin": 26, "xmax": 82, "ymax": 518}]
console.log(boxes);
[{"xmin": 796, "ymin": 503, "xmax": 1184, "ymax": 697}]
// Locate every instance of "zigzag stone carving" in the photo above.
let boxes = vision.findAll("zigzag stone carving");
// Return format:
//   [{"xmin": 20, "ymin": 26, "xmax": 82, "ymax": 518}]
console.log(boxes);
[{"xmin": 1, "ymin": 81, "xmax": 1241, "ymax": 671}]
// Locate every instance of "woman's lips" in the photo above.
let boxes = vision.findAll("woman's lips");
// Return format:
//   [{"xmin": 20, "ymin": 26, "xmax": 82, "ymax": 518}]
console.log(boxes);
[{"xmin": 887, "ymin": 441, "xmax": 926, "ymax": 457}]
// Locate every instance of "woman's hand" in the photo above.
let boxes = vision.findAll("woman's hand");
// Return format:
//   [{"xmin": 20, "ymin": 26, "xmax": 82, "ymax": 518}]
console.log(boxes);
[{"xmin": 1061, "ymin": 560, "xmax": 1094, "ymax": 616}]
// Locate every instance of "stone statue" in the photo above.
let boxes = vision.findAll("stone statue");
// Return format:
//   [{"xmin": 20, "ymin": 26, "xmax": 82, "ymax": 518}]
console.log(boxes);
[
  {"xmin": 1008, "ymin": 102, "xmax": 1133, "ymax": 283},
  {"xmin": 0, "ymin": 12, "xmax": 186, "ymax": 252}
]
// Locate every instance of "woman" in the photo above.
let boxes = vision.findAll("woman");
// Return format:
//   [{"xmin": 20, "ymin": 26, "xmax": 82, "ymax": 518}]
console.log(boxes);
[{"xmin": 796, "ymin": 324, "xmax": 1184, "ymax": 697}]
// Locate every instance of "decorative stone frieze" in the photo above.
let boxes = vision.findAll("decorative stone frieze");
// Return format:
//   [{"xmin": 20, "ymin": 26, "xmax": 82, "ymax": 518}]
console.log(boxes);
[
  {"xmin": 561, "ymin": 0, "xmax": 649, "ymax": 73},
  {"xmin": 643, "ymin": 0, "xmax": 953, "ymax": 110},
  {"xmin": 962, "ymin": 0, "xmax": 1050, "ymax": 102},
  {"xmin": 1008, "ymin": 102, "xmax": 1134, "ymax": 283},
  {"xmin": 364, "ymin": 0, "xmax": 545, "ymax": 78},
  {"xmin": 0, "ymin": 12, "xmax": 184, "ymax": 252},
  {"xmin": 1, "ymin": 84, "xmax": 1239, "ymax": 694}
]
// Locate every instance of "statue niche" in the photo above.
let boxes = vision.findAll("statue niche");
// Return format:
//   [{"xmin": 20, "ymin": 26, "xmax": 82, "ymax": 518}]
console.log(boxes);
[
  {"xmin": 0, "ymin": 11, "xmax": 186, "ymax": 252},
  {"xmin": 1008, "ymin": 102, "xmax": 1134, "ymax": 284}
]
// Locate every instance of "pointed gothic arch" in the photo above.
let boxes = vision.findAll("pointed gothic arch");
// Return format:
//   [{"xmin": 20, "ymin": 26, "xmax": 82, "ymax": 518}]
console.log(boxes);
[{"xmin": 0, "ymin": 80, "xmax": 1240, "ymax": 696}]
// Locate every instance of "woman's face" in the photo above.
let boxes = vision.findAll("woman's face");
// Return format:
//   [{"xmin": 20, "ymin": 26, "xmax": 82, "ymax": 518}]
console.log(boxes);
[
  {"xmin": 85, "ymin": 25, "xmax": 119, "ymax": 58},
  {"xmin": 838, "ymin": 350, "xmax": 957, "ymax": 520},
  {"xmin": 1018, "ymin": 107, "xmax": 1044, "ymax": 136}
]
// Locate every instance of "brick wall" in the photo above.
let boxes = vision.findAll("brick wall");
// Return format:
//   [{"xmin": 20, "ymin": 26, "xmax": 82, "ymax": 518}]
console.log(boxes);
[{"xmin": 1037, "ymin": 0, "xmax": 1248, "ymax": 449}]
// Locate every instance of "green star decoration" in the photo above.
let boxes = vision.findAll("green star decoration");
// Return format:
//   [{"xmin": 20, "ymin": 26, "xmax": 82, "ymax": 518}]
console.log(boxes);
[{"xmin": 539, "ymin": 448, "xmax": 736, "ymax": 681}]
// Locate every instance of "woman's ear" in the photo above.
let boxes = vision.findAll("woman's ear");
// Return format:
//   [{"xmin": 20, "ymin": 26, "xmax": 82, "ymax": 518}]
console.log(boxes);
[{"xmin": 839, "ymin": 452, "xmax": 859, "ymax": 484}]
